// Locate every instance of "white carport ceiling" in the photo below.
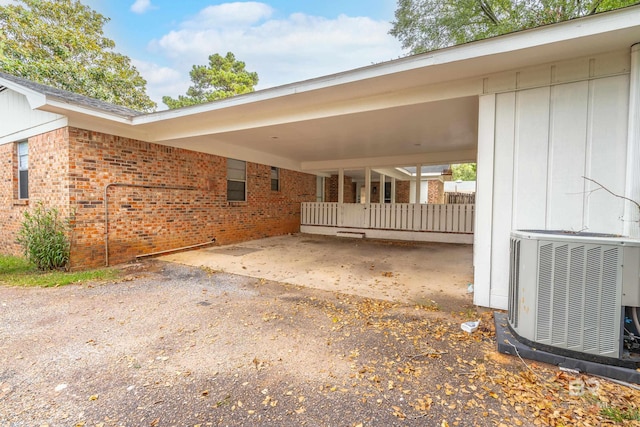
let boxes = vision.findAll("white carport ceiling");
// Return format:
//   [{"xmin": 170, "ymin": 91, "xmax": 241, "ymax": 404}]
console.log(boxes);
[{"xmin": 162, "ymin": 96, "xmax": 478, "ymax": 169}]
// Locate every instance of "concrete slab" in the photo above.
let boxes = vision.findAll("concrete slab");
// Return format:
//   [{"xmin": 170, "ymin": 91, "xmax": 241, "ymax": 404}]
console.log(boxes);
[{"xmin": 161, "ymin": 233, "xmax": 474, "ymax": 311}]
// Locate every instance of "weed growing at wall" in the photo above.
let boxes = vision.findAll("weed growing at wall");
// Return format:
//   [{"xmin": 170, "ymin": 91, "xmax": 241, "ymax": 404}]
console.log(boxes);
[{"xmin": 16, "ymin": 203, "xmax": 70, "ymax": 271}]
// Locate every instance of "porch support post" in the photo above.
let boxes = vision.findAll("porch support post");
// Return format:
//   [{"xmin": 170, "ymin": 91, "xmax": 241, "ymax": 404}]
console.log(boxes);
[
  {"xmin": 379, "ymin": 173, "xmax": 386, "ymax": 204},
  {"xmin": 365, "ymin": 167, "xmax": 372, "ymax": 228},
  {"xmin": 414, "ymin": 165, "xmax": 422, "ymax": 230},
  {"xmin": 338, "ymin": 168, "xmax": 344, "ymax": 226},
  {"xmin": 624, "ymin": 43, "xmax": 640, "ymax": 238},
  {"xmin": 415, "ymin": 164, "xmax": 422, "ymax": 204},
  {"xmin": 364, "ymin": 167, "xmax": 371, "ymax": 204},
  {"xmin": 338, "ymin": 168, "xmax": 345, "ymax": 204},
  {"xmin": 390, "ymin": 177, "xmax": 396, "ymax": 203}
]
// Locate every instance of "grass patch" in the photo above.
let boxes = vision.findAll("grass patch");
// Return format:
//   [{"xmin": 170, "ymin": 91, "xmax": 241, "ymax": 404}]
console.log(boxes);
[
  {"xmin": 600, "ymin": 405, "xmax": 640, "ymax": 422},
  {"xmin": 0, "ymin": 255, "xmax": 118, "ymax": 287}
]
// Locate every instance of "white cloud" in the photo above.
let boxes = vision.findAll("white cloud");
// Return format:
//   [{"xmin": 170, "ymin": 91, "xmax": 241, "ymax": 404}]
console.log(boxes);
[
  {"xmin": 144, "ymin": 2, "xmax": 406, "ymax": 104},
  {"xmin": 130, "ymin": 0, "xmax": 154, "ymax": 14},
  {"xmin": 181, "ymin": 2, "xmax": 273, "ymax": 29},
  {"xmin": 132, "ymin": 59, "xmax": 187, "ymax": 106}
]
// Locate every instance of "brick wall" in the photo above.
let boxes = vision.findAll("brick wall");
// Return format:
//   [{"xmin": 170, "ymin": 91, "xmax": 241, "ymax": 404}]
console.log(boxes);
[
  {"xmin": 1, "ymin": 127, "xmax": 317, "ymax": 269},
  {"xmin": 66, "ymin": 128, "xmax": 317, "ymax": 269},
  {"xmin": 358, "ymin": 181, "xmax": 411, "ymax": 203},
  {"xmin": 0, "ymin": 129, "xmax": 70, "ymax": 256},
  {"xmin": 0, "ymin": 142, "xmax": 23, "ymax": 256},
  {"xmin": 395, "ymin": 181, "xmax": 410, "ymax": 203},
  {"xmin": 325, "ymin": 174, "xmax": 356, "ymax": 203}
]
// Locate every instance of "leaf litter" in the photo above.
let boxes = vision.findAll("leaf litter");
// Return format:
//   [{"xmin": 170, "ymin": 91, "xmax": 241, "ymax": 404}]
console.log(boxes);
[{"xmin": 0, "ymin": 261, "xmax": 639, "ymax": 426}]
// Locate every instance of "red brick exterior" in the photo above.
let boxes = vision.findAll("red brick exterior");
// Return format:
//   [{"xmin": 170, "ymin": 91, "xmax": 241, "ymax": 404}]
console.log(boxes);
[
  {"xmin": 0, "ymin": 142, "xmax": 23, "ymax": 256},
  {"xmin": 325, "ymin": 174, "xmax": 356, "ymax": 203},
  {"xmin": 0, "ymin": 128, "xmax": 70, "ymax": 257},
  {"xmin": 395, "ymin": 181, "xmax": 410, "ymax": 203},
  {"xmin": 1, "ymin": 127, "xmax": 316, "ymax": 269}
]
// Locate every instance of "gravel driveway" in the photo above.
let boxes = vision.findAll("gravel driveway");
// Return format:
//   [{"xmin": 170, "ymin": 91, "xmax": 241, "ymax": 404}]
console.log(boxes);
[{"xmin": 1, "ymin": 261, "xmax": 638, "ymax": 427}]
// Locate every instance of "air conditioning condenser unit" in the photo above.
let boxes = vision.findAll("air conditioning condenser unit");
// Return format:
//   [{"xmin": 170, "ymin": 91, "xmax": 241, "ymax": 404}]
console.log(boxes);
[{"xmin": 507, "ymin": 230, "xmax": 640, "ymax": 366}]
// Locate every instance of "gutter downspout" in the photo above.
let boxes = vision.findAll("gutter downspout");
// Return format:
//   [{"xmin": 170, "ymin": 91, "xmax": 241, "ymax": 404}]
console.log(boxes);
[{"xmin": 104, "ymin": 182, "xmax": 200, "ymax": 266}]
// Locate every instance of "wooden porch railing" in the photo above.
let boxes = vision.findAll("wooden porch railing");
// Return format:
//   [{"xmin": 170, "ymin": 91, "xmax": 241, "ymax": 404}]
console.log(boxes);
[{"xmin": 301, "ymin": 203, "xmax": 474, "ymax": 233}]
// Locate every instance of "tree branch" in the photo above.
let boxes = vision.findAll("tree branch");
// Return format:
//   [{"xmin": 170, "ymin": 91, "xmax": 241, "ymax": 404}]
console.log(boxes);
[
  {"xmin": 478, "ymin": 0, "xmax": 500, "ymax": 25},
  {"xmin": 588, "ymin": 0, "xmax": 604, "ymax": 15},
  {"xmin": 582, "ymin": 176, "xmax": 640, "ymax": 213}
]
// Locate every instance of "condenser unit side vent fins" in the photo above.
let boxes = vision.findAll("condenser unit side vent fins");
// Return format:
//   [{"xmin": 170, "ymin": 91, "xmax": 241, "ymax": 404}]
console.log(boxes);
[
  {"xmin": 551, "ymin": 244, "xmax": 569, "ymax": 347},
  {"xmin": 567, "ymin": 246, "xmax": 585, "ymax": 349},
  {"xmin": 599, "ymin": 248, "xmax": 620, "ymax": 355},
  {"xmin": 584, "ymin": 247, "xmax": 602, "ymax": 353},
  {"xmin": 536, "ymin": 243, "xmax": 554, "ymax": 342}
]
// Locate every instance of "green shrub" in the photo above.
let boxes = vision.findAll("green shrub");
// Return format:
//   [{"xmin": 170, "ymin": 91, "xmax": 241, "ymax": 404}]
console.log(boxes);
[{"xmin": 16, "ymin": 203, "xmax": 70, "ymax": 271}]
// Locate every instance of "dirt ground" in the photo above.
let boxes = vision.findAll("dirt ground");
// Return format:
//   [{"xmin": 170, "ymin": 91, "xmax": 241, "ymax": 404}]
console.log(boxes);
[{"xmin": 1, "ymin": 252, "xmax": 640, "ymax": 426}]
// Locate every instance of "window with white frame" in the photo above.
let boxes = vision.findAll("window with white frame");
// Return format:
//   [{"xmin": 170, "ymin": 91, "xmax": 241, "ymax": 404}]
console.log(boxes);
[
  {"xmin": 17, "ymin": 141, "xmax": 28, "ymax": 199},
  {"xmin": 270, "ymin": 167, "xmax": 280, "ymax": 191},
  {"xmin": 227, "ymin": 158, "xmax": 246, "ymax": 201}
]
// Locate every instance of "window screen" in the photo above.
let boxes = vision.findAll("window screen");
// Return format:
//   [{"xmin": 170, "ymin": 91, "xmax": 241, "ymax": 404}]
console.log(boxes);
[
  {"xmin": 271, "ymin": 167, "xmax": 279, "ymax": 191},
  {"xmin": 18, "ymin": 141, "xmax": 28, "ymax": 199},
  {"xmin": 227, "ymin": 159, "xmax": 246, "ymax": 201}
]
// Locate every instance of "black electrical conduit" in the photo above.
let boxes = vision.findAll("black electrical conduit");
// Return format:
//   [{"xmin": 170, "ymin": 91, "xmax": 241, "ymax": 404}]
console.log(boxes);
[{"xmin": 104, "ymin": 182, "xmax": 210, "ymax": 266}]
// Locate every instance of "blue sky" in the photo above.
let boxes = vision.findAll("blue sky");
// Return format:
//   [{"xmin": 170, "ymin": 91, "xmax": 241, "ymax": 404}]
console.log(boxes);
[{"xmin": 81, "ymin": 1, "xmax": 407, "ymax": 108}]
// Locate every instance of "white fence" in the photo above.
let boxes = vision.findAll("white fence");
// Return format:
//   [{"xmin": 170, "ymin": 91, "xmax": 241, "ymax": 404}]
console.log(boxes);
[{"xmin": 301, "ymin": 203, "xmax": 474, "ymax": 233}]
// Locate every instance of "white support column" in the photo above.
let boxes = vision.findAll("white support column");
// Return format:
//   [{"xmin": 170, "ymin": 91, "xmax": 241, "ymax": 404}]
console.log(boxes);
[
  {"xmin": 364, "ymin": 167, "xmax": 372, "ymax": 227},
  {"xmin": 364, "ymin": 167, "xmax": 371, "ymax": 204},
  {"xmin": 415, "ymin": 164, "xmax": 422, "ymax": 204},
  {"xmin": 414, "ymin": 165, "xmax": 422, "ymax": 230},
  {"xmin": 338, "ymin": 168, "xmax": 344, "ymax": 226},
  {"xmin": 379, "ymin": 173, "xmax": 386, "ymax": 204},
  {"xmin": 474, "ymin": 94, "xmax": 497, "ymax": 308},
  {"xmin": 391, "ymin": 177, "xmax": 396, "ymax": 204},
  {"xmin": 338, "ymin": 168, "xmax": 344, "ymax": 204},
  {"xmin": 624, "ymin": 43, "xmax": 640, "ymax": 238}
]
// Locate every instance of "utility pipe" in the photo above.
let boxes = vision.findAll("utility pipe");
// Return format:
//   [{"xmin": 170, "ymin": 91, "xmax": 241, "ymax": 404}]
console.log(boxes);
[
  {"xmin": 135, "ymin": 239, "xmax": 216, "ymax": 260},
  {"xmin": 104, "ymin": 182, "xmax": 199, "ymax": 266}
]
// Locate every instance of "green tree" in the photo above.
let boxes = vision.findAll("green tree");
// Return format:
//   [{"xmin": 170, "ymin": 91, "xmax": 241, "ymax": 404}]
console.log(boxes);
[
  {"xmin": 0, "ymin": 0, "xmax": 155, "ymax": 112},
  {"xmin": 163, "ymin": 52, "xmax": 259, "ymax": 109},
  {"xmin": 452, "ymin": 163, "xmax": 477, "ymax": 181},
  {"xmin": 390, "ymin": 0, "xmax": 639, "ymax": 54}
]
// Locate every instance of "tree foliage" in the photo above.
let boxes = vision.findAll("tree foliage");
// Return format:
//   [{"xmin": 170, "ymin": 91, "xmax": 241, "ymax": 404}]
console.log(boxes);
[
  {"xmin": 0, "ymin": 0, "xmax": 155, "ymax": 112},
  {"xmin": 452, "ymin": 163, "xmax": 477, "ymax": 181},
  {"xmin": 163, "ymin": 52, "xmax": 259, "ymax": 109},
  {"xmin": 390, "ymin": 0, "xmax": 639, "ymax": 54}
]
